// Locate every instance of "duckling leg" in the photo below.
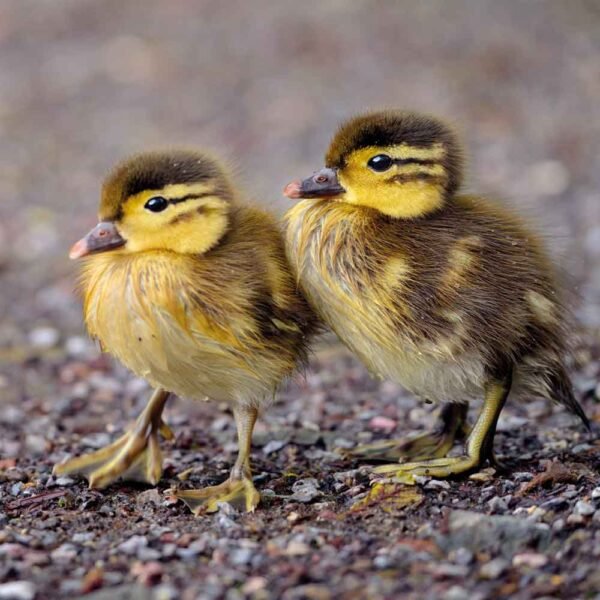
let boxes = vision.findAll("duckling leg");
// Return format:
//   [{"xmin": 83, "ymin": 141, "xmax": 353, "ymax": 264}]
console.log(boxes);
[
  {"xmin": 348, "ymin": 402, "xmax": 469, "ymax": 462},
  {"xmin": 175, "ymin": 405, "xmax": 260, "ymax": 514},
  {"xmin": 373, "ymin": 368, "xmax": 512, "ymax": 484},
  {"xmin": 53, "ymin": 388, "xmax": 173, "ymax": 488}
]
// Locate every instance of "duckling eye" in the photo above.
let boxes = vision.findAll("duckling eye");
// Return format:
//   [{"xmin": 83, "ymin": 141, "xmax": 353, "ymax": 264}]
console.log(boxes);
[
  {"xmin": 368, "ymin": 154, "xmax": 393, "ymax": 172},
  {"xmin": 144, "ymin": 196, "xmax": 169, "ymax": 213}
]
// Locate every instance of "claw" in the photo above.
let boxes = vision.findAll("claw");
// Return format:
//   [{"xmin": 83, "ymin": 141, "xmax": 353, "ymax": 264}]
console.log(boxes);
[
  {"xmin": 349, "ymin": 402, "xmax": 470, "ymax": 463},
  {"xmin": 53, "ymin": 388, "xmax": 172, "ymax": 489},
  {"xmin": 349, "ymin": 430, "xmax": 457, "ymax": 463},
  {"xmin": 373, "ymin": 455, "xmax": 480, "ymax": 483},
  {"xmin": 54, "ymin": 426, "xmax": 167, "ymax": 489},
  {"xmin": 175, "ymin": 477, "xmax": 260, "ymax": 514}
]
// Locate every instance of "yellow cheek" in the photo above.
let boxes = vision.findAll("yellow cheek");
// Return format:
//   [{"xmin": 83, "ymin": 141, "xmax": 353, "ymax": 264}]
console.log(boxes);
[
  {"xmin": 120, "ymin": 212, "xmax": 228, "ymax": 255},
  {"xmin": 340, "ymin": 171, "xmax": 444, "ymax": 219},
  {"xmin": 118, "ymin": 191, "xmax": 229, "ymax": 255}
]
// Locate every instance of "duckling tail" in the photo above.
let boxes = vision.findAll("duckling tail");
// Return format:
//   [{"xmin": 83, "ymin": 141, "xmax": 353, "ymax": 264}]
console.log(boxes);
[{"xmin": 546, "ymin": 364, "xmax": 591, "ymax": 431}]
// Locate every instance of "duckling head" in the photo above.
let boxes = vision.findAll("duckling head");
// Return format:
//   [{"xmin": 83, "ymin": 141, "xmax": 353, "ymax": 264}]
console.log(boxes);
[
  {"xmin": 284, "ymin": 110, "xmax": 463, "ymax": 219},
  {"xmin": 70, "ymin": 150, "xmax": 235, "ymax": 259}
]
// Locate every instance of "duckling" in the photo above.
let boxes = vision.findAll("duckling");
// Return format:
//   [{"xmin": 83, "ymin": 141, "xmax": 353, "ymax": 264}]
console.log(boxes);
[
  {"xmin": 283, "ymin": 110, "xmax": 589, "ymax": 482},
  {"xmin": 53, "ymin": 150, "xmax": 316, "ymax": 512}
]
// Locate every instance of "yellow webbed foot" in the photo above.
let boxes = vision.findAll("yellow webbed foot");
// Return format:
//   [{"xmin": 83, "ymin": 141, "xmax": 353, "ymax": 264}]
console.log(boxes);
[
  {"xmin": 175, "ymin": 476, "xmax": 260, "ymax": 515},
  {"xmin": 372, "ymin": 374, "xmax": 511, "ymax": 485},
  {"xmin": 350, "ymin": 433, "xmax": 456, "ymax": 463},
  {"xmin": 349, "ymin": 402, "xmax": 469, "ymax": 462},
  {"xmin": 373, "ymin": 454, "xmax": 480, "ymax": 485},
  {"xmin": 53, "ymin": 389, "xmax": 172, "ymax": 489}
]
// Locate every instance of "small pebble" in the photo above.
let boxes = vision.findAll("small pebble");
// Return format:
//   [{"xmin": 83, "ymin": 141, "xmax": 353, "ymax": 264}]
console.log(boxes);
[
  {"xmin": 0, "ymin": 581, "xmax": 36, "ymax": 600},
  {"xmin": 444, "ymin": 586, "xmax": 470, "ymax": 600},
  {"xmin": 513, "ymin": 472, "xmax": 534, "ymax": 482},
  {"xmin": 229, "ymin": 547, "xmax": 254, "ymax": 566},
  {"xmin": 262, "ymin": 439, "xmax": 287, "ymax": 455},
  {"xmin": 137, "ymin": 547, "xmax": 161, "ymax": 561},
  {"xmin": 488, "ymin": 496, "xmax": 509, "ymax": 513},
  {"xmin": 285, "ymin": 541, "xmax": 311, "ymax": 556},
  {"xmin": 64, "ymin": 336, "xmax": 91, "ymax": 356},
  {"xmin": 50, "ymin": 543, "xmax": 78, "ymax": 563},
  {"xmin": 373, "ymin": 555, "xmax": 394, "ymax": 569},
  {"xmin": 512, "ymin": 552, "xmax": 548, "ymax": 568},
  {"xmin": 480, "ymin": 558, "xmax": 509, "ymax": 579},
  {"xmin": 574, "ymin": 500, "xmax": 595, "ymax": 516},
  {"xmin": 117, "ymin": 535, "xmax": 148, "ymax": 555},
  {"xmin": 425, "ymin": 480, "xmax": 450, "ymax": 491},
  {"xmin": 291, "ymin": 478, "xmax": 321, "ymax": 503},
  {"xmin": 571, "ymin": 443, "xmax": 592, "ymax": 454},
  {"xmin": 368, "ymin": 416, "xmax": 397, "ymax": 432},
  {"xmin": 566, "ymin": 514, "xmax": 585, "ymax": 526},
  {"xmin": 54, "ymin": 476, "xmax": 75, "ymax": 487},
  {"xmin": 449, "ymin": 548, "xmax": 474, "ymax": 566},
  {"xmin": 28, "ymin": 326, "xmax": 60, "ymax": 349}
]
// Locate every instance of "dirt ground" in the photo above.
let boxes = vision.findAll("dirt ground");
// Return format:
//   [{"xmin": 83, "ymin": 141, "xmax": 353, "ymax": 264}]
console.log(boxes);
[{"xmin": 1, "ymin": 2, "xmax": 599, "ymax": 599}]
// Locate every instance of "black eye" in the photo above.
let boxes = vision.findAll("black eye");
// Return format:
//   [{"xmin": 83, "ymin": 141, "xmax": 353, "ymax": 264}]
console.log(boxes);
[
  {"xmin": 144, "ymin": 196, "xmax": 169, "ymax": 212},
  {"xmin": 367, "ymin": 154, "xmax": 393, "ymax": 172}
]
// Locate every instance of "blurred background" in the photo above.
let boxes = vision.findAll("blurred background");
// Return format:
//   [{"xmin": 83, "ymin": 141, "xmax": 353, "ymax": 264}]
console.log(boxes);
[
  {"xmin": 2, "ymin": 3, "xmax": 600, "ymax": 596},
  {"xmin": 0, "ymin": 0, "xmax": 599, "ymax": 398}
]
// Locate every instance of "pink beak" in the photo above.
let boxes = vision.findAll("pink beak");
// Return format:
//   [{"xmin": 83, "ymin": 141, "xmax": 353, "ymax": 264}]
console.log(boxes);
[{"xmin": 69, "ymin": 221, "xmax": 126, "ymax": 259}]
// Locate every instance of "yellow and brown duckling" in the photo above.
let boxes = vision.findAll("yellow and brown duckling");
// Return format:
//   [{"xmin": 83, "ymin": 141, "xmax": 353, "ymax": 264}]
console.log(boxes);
[
  {"xmin": 284, "ymin": 110, "xmax": 589, "ymax": 483},
  {"xmin": 54, "ymin": 150, "xmax": 317, "ymax": 512}
]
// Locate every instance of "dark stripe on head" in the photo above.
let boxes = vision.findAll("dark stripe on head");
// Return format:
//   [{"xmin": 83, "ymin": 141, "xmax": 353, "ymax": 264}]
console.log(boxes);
[
  {"xmin": 388, "ymin": 173, "xmax": 447, "ymax": 185},
  {"xmin": 168, "ymin": 191, "xmax": 216, "ymax": 205},
  {"xmin": 100, "ymin": 150, "xmax": 234, "ymax": 221},
  {"xmin": 326, "ymin": 111, "xmax": 463, "ymax": 196},
  {"xmin": 392, "ymin": 157, "xmax": 438, "ymax": 167},
  {"xmin": 122, "ymin": 152, "xmax": 224, "ymax": 199}
]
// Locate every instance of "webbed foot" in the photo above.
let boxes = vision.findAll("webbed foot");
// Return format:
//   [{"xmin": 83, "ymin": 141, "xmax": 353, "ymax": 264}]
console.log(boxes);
[
  {"xmin": 53, "ymin": 389, "xmax": 172, "ymax": 488},
  {"xmin": 373, "ymin": 454, "xmax": 480, "ymax": 484},
  {"xmin": 175, "ymin": 404, "xmax": 260, "ymax": 515},
  {"xmin": 349, "ymin": 402, "xmax": 469, "ymax": 462},
  {"xmin": 372, "ymin": 373, "xmax": 512, "ymax": 485},
  {"xmin": 175, "ymin": 476, "xmax": 260, "ymax": 514}
]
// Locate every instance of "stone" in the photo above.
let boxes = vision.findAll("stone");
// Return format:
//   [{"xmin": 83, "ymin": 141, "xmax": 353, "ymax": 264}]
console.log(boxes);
[
  {"xmin": 574, "ymin": 500, "xmax": 595, "ymax": 516},
  {"xmin": 54, "ymin": 476, "xmax": 75, "ymax": 487},
  {"xmin": 512, "ymin": 552, "xmax": 548, "ymax": 568},
  {"xmin": 436, "ymin": 510, "xmax": 551, "ymax": 558},
  {"xmin": 0, "ymin": 582, "xmax": 36, "ymax": 600},
  {"xmin": 443, "ymin": 585, "xmax": 470, "ymax": 600},
  {"xmin": 480, "ymin": 558, "xmax": 509, "ymax": 579},
  {"xmin": 291, "ymin": 478, "xmax": 321, "ymax": 503},
  {"xmin": 488, "ymin": 496, "xmax": 509, "ymax": 513},
  {"xmin": 262, "ymin": 439, "xmax": 287, "ymax": 455},
  {"xmin": 229, "ymin": 547, "xmax": 254, "ymax": 566},
  {"xmin": 50, "ymin": 543, "xmax": 78, "ymax": 563},
  {"xmin": 136, "ymin": 489, "xmax": 162, "ymax": 507},
  {"xmin": 117, "ymin": 535, "xmax": 148, "ymax": 555},
  {"xmin": 28, "ymin": 327, "xmax": 60, "ymax": 349}
]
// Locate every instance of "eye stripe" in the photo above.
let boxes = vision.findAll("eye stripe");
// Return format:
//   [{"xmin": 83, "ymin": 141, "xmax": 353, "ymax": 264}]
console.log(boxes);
[
  {"xmin": 168, "ymin": 191, "xmax": 216, "ymax": 204},
  {"xmin": 388, "ymin": 173, "xmax": 446, "ymax": 184},
  {"xmin": 391, "ymin": 158, "xmax": 438, "ymax": 166}
]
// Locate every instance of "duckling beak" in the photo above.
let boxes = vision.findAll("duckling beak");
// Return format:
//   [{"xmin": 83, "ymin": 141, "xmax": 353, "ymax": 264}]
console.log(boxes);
[
  {"xmin": 69, "ymin": 221, "xmax": 126, "ymax": 259},
  {"xmin": 284, "ymin": 168, "xmax": 346, "ymax": 200}
]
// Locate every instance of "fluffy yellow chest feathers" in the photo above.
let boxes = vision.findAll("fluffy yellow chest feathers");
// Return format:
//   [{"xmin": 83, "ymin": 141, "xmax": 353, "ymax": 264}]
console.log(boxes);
[{"xmin": 80, "ymin": 251, "xmax": 272, "ymax": 403}]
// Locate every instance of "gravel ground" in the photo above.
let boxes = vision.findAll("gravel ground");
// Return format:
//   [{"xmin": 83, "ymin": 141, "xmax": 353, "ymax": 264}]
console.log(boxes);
[{"xmin": 1, "ymin": 2, "xmax": 599, "ymax": 599}]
